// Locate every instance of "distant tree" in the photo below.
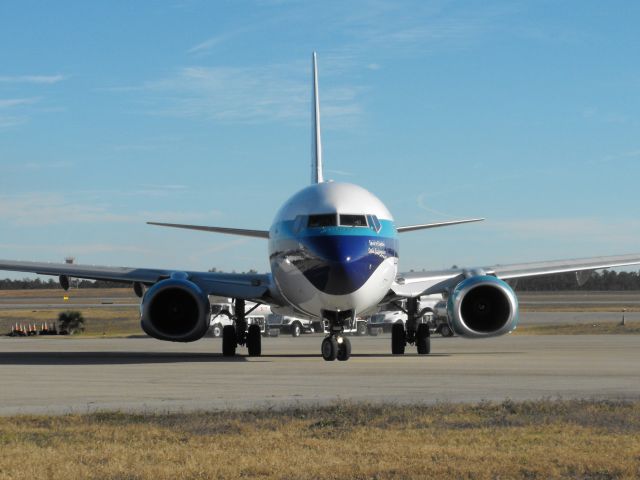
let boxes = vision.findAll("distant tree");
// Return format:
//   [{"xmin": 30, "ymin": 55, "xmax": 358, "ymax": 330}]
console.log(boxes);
[{"xmin": 58, "ymin": 311, "xmax": 85, "ymax": 335}]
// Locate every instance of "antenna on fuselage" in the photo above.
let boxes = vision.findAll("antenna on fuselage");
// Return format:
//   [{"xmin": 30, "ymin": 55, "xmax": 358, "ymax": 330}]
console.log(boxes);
[{"xmin": 311, "ymin": 52, "xmax": 324, "ymax": 184}]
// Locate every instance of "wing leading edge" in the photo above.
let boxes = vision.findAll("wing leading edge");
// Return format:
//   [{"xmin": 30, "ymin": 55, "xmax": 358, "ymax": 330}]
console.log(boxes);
[
  {"xmin": 147, "ymin": 222, "xmax": 269, "ymax": 239},
  {"xmin": 0, "ymin": 259, "xmax": 276, "ymax": 303},
  {"xmin": 392, "ymin": 253, "xmax": 640, "ymax": 298}
]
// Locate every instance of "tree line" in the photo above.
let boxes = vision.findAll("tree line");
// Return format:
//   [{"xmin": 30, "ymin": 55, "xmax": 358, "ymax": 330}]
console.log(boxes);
[
  {"xmin": 0, "ymin": 278, "xmax": 129, "ymax": 290},
  {"xmin": 2, "ymin": 269, "xmax": 640, "ymax": 291}
]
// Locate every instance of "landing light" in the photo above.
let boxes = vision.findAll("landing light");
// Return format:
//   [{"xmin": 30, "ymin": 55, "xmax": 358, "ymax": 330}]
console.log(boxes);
[{"xmin": 337, "ymin": 337, "xmax": 344, "ymax": 344}]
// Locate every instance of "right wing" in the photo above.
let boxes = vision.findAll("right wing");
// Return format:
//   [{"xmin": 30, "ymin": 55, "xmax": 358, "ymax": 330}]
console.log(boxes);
[
  {"xmin": 0, "ymin": 259, "xmax": 280, "ymax": 304},
  {"xmin": 147, "ymin": 222, "xmax": 269, "ymax": 239},
  {"xmin": 392, "ymin": 253, "xmax": 640, "ymax": 298}
]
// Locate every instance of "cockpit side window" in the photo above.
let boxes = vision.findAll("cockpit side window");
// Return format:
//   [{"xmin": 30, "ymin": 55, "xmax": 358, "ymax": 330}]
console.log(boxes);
[
  {"xmin": 339, "ymin": 214, "xmax": 368, "ymax": 227},
  {"xmin": 292, "ymin": 215, "xmax": 306, "ymax": 233},
  {"xmin": 308, "ymin": 214, "xmax": 337, "ymax": 228},
  {"xmin": 367, "ymin": 214, "xmax": 381, "ymax": 232}
]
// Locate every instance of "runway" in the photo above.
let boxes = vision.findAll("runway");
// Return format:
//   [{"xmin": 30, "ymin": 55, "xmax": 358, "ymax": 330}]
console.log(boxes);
[{"xmin": 1, "ymin": 334, "xmax": 639, "ymax": 415}]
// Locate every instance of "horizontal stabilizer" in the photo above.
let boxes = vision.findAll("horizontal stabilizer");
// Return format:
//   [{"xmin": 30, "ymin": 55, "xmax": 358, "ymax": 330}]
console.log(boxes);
[
  {"xmin": 147, "ymin": 222, "xmax": 269, "ymax": 239},
  {"xmin": 397, "ymin": 218, "xmax": 485, "ymax": 233}
]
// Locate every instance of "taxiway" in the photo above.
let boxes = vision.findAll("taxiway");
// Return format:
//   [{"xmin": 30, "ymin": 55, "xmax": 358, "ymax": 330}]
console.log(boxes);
[{"xmin": 1, "ymin": 333, "xmax": 638, "ymax": 415}]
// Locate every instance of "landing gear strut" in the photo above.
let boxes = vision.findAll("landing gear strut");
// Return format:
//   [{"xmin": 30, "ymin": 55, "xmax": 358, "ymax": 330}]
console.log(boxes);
[
  {"xmin": 321, "ymin": 311, "xmax": 352, "ymax": 361},
  {"xmin": 221, "ymin": 298, "xmax": 262, "ymax": 357},
  {"xmin": 391, "ymin": 297, "xmax": 431, "ymax": 356}
]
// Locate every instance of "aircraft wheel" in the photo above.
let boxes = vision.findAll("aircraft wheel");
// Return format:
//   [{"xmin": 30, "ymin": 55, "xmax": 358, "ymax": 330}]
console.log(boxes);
[
  {"xmin": 247, "ymin": 324, "xmax": 262, "ymax": 357},
  {"xmin": 222, "ymin": 325, "xmax": 237, "ymax": 357},
  {"xmin": 440, "ymin": 324, "xmax": 453, "ymax": 338},
  {"xmin": 416, "ymin": 323, "xmax": 431, "ymax": 355},
  {"xmin": 321, "ymin": 336, "xmax": 338, "ymax": 361},
  {"xmin": 336, "ymin": 336, "xmax": 351, "ymax": 361},
  {"xmin": 391, "ymin": 323, "xmax": 406, "ymax": 355}
]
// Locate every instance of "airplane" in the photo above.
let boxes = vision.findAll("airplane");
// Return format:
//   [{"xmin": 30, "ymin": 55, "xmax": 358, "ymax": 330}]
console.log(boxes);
[{"xmin": 2, "ymin": 52, "xmax": 640, "ymax": 361}]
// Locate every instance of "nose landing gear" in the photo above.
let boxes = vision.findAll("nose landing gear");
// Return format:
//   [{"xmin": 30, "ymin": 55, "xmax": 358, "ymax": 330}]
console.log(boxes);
[
  {"xmin": 321, "ymin": 310, "xmax": 353, "ymax": 361},
  {"xmin": 321, "ymin": 335, "xmax": 351, "ymax": 361}
]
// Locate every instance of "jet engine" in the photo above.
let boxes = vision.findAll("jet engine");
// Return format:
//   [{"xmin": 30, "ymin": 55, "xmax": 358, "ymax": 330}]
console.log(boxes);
[
  {"xmin": 447, "ymin": 275, "xmax": 518, "ymax": 338},
  {"xmin": 140, "ymin": 276, "xmax": 210, "ymax": 342}
]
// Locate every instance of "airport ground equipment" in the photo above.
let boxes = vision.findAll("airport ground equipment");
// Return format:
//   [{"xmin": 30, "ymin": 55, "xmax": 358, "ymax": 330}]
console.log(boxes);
[{"xmin": 266, "ymin": 313, "xmax": 315, "ymax": 336}]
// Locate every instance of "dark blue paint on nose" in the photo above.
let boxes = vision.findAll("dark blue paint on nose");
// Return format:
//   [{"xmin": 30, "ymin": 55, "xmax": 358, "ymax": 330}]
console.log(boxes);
[{"xmin": 293, "ymin": 235, "xmax": 397, "ymax": 295}]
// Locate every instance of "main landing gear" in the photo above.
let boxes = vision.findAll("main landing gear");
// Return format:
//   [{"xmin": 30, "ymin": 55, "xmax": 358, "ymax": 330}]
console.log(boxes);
[
  {"xmin": 222, "ymin": 299, "xmax": 262, "ymax": 357},
  {"xmin": 391, "ymin": 297, "xmax": 431, "ymax": 356},
  {"xmin": 321, "ymin": 311, "xmax": 353, "ymax": 361}
]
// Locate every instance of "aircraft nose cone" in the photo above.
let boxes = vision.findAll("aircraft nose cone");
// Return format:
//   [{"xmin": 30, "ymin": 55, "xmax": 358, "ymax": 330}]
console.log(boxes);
[{"xmin": 298, "ymin": 235, "xmax": 384, "ymax": 295}]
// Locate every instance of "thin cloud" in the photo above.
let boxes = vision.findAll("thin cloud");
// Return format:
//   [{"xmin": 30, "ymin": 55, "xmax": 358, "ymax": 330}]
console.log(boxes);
[
  {"xmin": 490, "ymin": 218, "xmax": 640, "ymax": 245},
  {"xmin": 136, "ymin": 62, "xmax": 363, "ymax": 126},
  {"xmin": 0, "ymin": 74, "xmax": 66, "ymax": 84},
  {"xmin": 0, "ymin": 193, "xmax": 218, "ymax": 227},
  {"xmin": 0, "ymin": 98, "xmax": 39, "ymax": 108},
  {"xmin": 0, "ymin": 98, "xmax": 40, "ymax": 129},
  {"xmin": 187, "ymin": 32, "xmax": 236, "ymax": 54}
]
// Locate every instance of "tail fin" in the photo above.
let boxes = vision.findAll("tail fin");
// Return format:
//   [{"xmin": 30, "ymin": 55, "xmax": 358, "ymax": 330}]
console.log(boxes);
[{"xmin": 311, "ymin": 52, "xmax": 324, "ymax": 184}]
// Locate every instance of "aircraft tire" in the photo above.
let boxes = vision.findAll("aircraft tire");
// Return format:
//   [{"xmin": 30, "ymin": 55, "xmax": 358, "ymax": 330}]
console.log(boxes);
[
  {"xmin": 247, "ymin": 324, "xmax": 262, "ymax": 356},
  {"xmin": 440, "ymin": 324, "xmax": 453, "ymax": 338},
  {"xmin": 321, "ymin": 336, "xmax": 338, "ymax": 361},
  {"xmin": 222, "ymin": 325, "xmax": 237, "ymax": 357},
  {"xmin": 337, "ymin": 336, "xmax": 351, "ymax": 361},
  {"xmin": 416, "ymin": 323, "xmax": 431, "ymax": 355},
  {"xmin": 291, "ymin": 322, "xmax": 302, "ymax": 337},
  {"xmin": 391, "ymin": 323, "xmax": 405, "ymax": 355}
]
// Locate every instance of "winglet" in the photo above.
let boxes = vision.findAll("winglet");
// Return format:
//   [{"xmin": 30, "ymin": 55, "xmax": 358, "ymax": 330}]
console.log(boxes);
[{"xmin": 311, "ymin": 52, "xmax": 324, "ymax": 184}]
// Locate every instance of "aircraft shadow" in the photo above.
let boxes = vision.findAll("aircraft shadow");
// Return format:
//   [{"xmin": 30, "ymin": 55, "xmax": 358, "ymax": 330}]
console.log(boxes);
[
  {"xmin": 0, "ymin": 352, "xmax": 247, "ymax": 365},
  {"xmin": 0, "ymin": 351, "xmax": 520, "ymax": 365}
]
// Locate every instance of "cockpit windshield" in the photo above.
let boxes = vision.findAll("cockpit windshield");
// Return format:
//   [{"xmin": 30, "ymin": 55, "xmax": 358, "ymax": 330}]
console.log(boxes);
[
  {"xmin": 339, "ymin": 214, "xmax": 368, "ymax": 227},
  {"xmin": 308, "ymin": 214, "xmax": 337, "ymax": 228}
]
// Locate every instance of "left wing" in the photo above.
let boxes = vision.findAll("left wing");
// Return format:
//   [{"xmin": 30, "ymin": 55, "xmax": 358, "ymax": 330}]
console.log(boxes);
[
  {"xmin": 397, "ymin": 218, "xmax": 485, "ymax": 233},
  {"xmin": 392, "ymin": 253, "xmax": 640, "ymax": 298},
  {"xmin": 0, "ymin": 259, "xmax": 278, "ymax": 304}
]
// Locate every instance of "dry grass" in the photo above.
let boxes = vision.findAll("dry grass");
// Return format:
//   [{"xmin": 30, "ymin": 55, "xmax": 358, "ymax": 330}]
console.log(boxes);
[
  {"xmin": 0, "ymin": 400, "xmax": 639, "ymax": 479},
  {"xmin": 0, "ymin": 288, "xmax": 136, "ymax": 299},
  {"xmin": 521, "ymin": 305, "xmax": 640, "ymax": 313},
  {"xmin": 0, "ymin": 307, "xmax": 141, "ymax": 336},
  {"xmin": 514, "ymin": 321, "xmax": 640, "ymax": 335}
]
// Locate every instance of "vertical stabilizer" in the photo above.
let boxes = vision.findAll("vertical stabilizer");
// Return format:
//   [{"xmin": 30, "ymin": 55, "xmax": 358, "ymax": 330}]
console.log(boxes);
[{"xmin": 311, "ymin": 52, "xmax": 324, "ymax": 184}]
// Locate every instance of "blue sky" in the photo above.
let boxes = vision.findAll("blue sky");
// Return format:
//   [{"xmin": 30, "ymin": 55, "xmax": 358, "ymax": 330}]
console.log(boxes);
[{"xmin": 1, "ymin": 0, "xmax": 639, "ymax": 277}]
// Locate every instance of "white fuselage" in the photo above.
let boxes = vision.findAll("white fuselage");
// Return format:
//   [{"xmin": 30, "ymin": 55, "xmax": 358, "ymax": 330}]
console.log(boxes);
[{"xmin": 268, "ymin": 182, "xmax": 399, "ymax": 319}]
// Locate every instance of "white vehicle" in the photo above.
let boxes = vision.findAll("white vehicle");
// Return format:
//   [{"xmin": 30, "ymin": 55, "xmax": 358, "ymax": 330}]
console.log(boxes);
[
  {"xmin": 368, "ymin": 295, "xmax": 441, "ymax": 334},
  {"xmin": 266, "ymin": 314, "xmax": 313, "ymax": 337},
  {"xmin": 2, "ymin": 53, "xmax": 640, "ymax": 361},
  {"xmin": 209, "ymin": 297, "xmax": 273, "ymax": 337},
  {"xmin": 340, "ymin": 317, "xmax": 369, "ymax": 336}
]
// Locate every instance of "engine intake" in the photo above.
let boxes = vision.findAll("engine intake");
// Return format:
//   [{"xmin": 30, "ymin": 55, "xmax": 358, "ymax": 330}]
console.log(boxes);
[
  {"xmin": 447, "ymin": 275, "xmax": 518, "ymax": 338},
  {"xmin": 140, "ymin": 277, "xmax": 210, "ymax": 342}
]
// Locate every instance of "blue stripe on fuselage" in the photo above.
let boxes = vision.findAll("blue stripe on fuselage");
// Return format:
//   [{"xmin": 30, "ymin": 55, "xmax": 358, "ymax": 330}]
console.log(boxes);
[{"xmin": 270, "ymin": 220, "xmax": 398, "ymax": 295}]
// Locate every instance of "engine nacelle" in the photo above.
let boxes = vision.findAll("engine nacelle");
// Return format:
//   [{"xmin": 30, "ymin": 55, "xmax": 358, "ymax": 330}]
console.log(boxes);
[
  {"xmin": 447, "ymin": 275, "xmax": 518, "ymax": 338},
  {"xmin": 140, "ymin": 277, "xmax": 210, "ymax": 342}
]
